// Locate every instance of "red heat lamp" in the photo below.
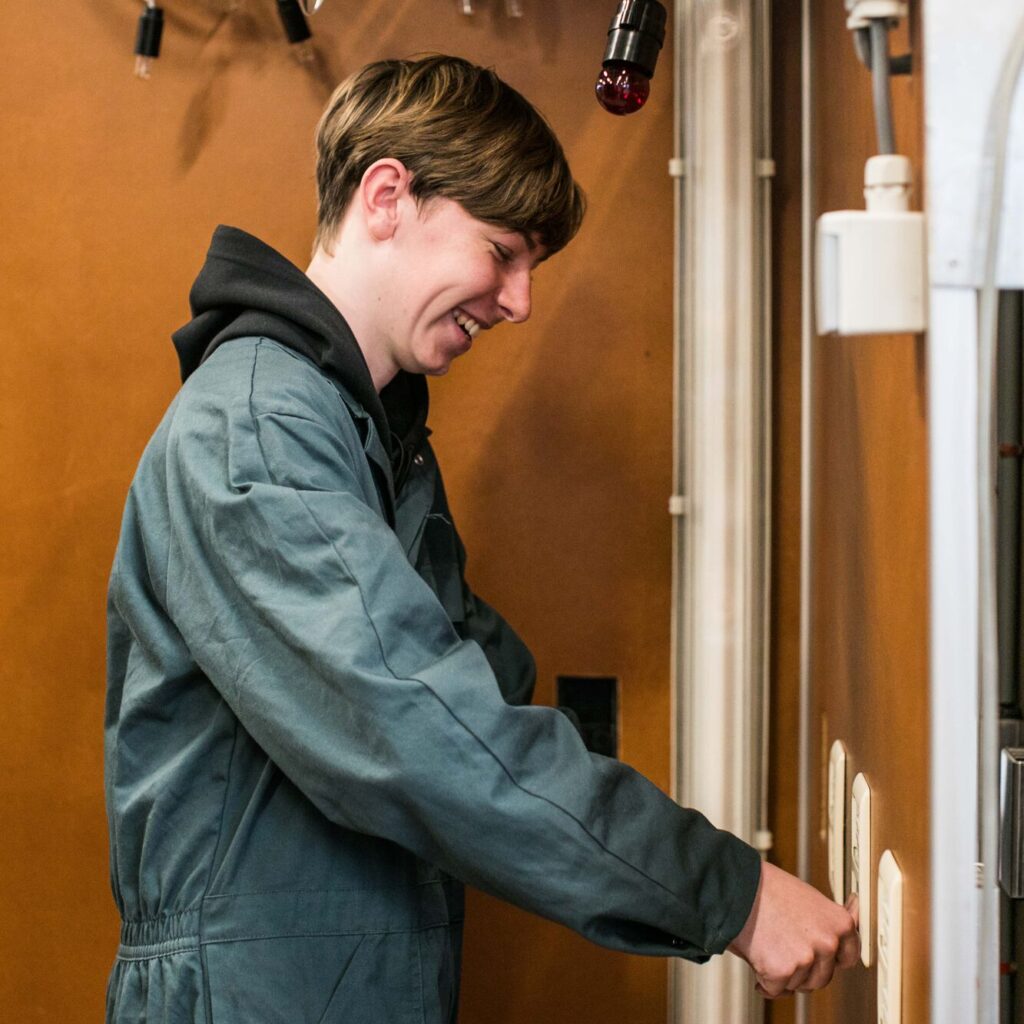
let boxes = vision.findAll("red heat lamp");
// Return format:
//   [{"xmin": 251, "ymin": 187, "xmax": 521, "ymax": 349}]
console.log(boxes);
[
  {"xmin": 595, "ymin": 0, "xmax": 667, "ymax": 117},
  {"xmin": 595, "ymin": 62, "xmax": 651, "ymax": 116}
]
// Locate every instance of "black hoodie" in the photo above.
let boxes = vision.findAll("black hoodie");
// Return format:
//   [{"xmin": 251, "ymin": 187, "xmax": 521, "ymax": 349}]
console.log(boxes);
[{"xmin": 171, "ymin": 226, "xmax": 429, "ymax": 497}]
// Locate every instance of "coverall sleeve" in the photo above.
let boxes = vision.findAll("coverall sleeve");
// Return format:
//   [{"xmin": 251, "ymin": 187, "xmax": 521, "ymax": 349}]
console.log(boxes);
[{"xmin": 163, "ymin": 386, "xmax": 761, "ymax": 962}]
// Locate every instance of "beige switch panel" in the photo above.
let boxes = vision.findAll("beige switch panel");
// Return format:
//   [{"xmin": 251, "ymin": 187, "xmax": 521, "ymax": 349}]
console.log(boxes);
[
  {"xmin": 828, "ymin": 740, "xmax": 848, "ymax": 902},
  {"xmin": 877, "ymin": 850, "xmax": 903, "ymax": 1024},
  {"xmin": 850, "ymin": 772, "xmax": 872, "ymax": 966}
]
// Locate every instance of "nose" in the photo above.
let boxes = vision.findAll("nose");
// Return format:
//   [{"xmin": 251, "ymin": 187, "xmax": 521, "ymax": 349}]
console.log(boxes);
[{"xmin": 497, "ymin": 267, "xmax": 532, "ymax": 324}]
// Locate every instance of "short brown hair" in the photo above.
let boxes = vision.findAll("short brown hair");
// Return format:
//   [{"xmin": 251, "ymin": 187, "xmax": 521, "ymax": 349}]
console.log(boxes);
[{"xmin": 314, "ymin": 55, "xmax": 585, "ymax": 255}]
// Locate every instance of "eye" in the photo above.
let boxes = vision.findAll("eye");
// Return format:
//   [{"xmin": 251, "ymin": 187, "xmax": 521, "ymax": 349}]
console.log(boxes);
[{"xmin": 492, "ymin": 243, "xmax": 514, "ymax": 264}]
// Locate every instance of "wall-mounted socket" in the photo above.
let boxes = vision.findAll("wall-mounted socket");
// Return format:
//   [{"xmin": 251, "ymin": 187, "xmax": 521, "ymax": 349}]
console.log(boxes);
[
  {"xmin": 850, "ymin": 772, "xmax": 873, "ymax": 966},
  {"xmin": 828, "ymin": 740, "xmax": 848, "ymax": 902},
  {"xmin": 877, "ymin": 849, "xmax": 903, "ymax": 1024}
]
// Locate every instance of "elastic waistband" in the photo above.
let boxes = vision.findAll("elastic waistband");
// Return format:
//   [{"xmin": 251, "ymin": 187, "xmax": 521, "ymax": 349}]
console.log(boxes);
[
  {"xmin": 118, "ymin": 908, "xmax": 201, "ymax": 960},
  {"xmin": 117, "ymin": 881, "xmax": 454, "ymax": 959}
]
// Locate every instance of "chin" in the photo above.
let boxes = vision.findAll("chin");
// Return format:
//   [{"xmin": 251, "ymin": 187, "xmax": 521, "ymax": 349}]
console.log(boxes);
[{"xmin": 409, "ymin": 345, "xmax": 462, "ymax": 377}]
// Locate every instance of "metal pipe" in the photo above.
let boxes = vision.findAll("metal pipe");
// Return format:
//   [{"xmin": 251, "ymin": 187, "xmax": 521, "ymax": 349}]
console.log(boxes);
[
  {"xmin": 667, "ymin": 0, "xmax": 690, "ymax": 1010},
  {"xmin": 671, "ymin": 0, "xmax": 769, "ymax": 1019}
]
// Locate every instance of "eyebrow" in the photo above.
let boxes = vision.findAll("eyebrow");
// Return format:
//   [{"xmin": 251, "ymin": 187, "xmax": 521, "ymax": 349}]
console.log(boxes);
[{"xmin": 489, "ymin": 226, "xmax": 546, "ymax": 267}]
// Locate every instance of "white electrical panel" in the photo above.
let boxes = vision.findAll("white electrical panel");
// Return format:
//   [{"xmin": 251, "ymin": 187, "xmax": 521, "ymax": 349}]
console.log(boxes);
[
  {"xmin": 877, "ymin": 850, "xmax": 904, "ymax": 1024},
  {"xmin": 828, "ymin": 740, "xmax": 848, "ymax": 902},
  {"xmin": 850, "ymin": 773, "xmax": 873, "ymax": 966}
]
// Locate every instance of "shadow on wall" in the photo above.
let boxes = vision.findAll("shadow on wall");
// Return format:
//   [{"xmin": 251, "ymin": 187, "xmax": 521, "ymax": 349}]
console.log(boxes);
[{"xmin": 86, "ymin": 1, "xmax": 344, "ymax": 172}]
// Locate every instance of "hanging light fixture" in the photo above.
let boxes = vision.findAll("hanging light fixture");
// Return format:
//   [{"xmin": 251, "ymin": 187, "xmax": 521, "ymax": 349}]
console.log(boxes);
[{"xmin": 133, "ymin": 0, "xmax": 164, "ymax": 80}]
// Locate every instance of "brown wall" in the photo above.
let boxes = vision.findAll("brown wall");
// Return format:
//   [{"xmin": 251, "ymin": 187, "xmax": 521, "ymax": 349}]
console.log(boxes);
[
  {"xmin": 769, "ymin": 2, "xmax": 929, "ymax": 1022},
  {"xmin": 0, "ymin": 1, "xmax": 676, "ymax": 1022}
]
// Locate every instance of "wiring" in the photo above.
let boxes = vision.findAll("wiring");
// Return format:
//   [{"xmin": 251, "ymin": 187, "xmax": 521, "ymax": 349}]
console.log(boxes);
[
  {"xmin": 852, "ymin": 24, "xmax": 911, "ymax": 75},
  {"xmin": 848, "ymin": 11, "xmax": 911, "ymax": 155},
  {"xmin": 868, "ymin": 19, "xmax": 895, "ymax": 154}
]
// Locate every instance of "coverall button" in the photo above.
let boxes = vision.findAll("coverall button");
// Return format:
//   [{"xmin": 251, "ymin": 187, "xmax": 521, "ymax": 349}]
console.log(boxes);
[{"xmin": 413, "ymin": 453, "xmax": 425, "ymax": 466}]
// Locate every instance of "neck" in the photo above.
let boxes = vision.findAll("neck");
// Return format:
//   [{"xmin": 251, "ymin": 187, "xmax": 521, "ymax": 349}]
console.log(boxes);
[{"xmin": 305, "ymin": 243, "xmax": 398, "ymax": 393}]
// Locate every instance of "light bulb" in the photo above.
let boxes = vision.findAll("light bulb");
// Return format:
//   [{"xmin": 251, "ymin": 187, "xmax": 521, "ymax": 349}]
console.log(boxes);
[
  {"xmin": 133, "ymin": 4, "xmax": 164, "ymax": 80},
  {"xmin": 595, "ymin": 62, "xmax": 650, "ymax": 116},
  {"xmin": 276, "ymin": 0, "xmax": 314, "ymax": 63}
]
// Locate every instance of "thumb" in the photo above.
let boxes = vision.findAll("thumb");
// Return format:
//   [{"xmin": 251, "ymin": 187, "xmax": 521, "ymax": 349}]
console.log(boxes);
[{"xmin": 845, "ymin": 892, "xmax": 860, "ymax": 929}]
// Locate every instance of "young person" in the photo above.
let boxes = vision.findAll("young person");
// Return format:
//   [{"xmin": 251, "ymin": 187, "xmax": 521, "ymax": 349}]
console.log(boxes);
[{"xmin": 104, "ymin": 55, "xmax": 857, "ymax": 1024}]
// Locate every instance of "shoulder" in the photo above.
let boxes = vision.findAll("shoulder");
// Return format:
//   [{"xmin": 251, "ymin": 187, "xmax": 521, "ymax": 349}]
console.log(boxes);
[
  {"xmin": 167, "ymin": 337, "xmax": 373, "ymax": 495},
  {"xmin": 193, "ymin": 337, "xmax": 356, "ymax": 424}
]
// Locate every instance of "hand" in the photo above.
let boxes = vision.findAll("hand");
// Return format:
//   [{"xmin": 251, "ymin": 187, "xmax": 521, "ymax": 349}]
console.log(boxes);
[{"xmin": 727, "ymin": 861, "xmax": 860, "ymax": 998}]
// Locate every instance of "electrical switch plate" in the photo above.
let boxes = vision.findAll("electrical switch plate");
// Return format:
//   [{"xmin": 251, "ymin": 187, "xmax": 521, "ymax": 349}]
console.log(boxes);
[
  {"xmin": 828, "ymin": 740, "xmax": 848, "ymax": 902},
  {"xmin": 850, "ymin": 773, "xmax": 873, "ymax": 966},
  {"xmin": 877, "ymin": 850, "xmax": 903, "ymax": 1024}
]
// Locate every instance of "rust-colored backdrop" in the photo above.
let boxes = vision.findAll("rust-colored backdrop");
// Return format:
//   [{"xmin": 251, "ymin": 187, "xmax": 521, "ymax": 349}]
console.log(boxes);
[
  {"xmin": 0, "ymin": 1, "xmax": 675, "ymax": 1022},
  {"xmin": 768, "ymin": 2, "xmax": 929, "ymax": 1023}
]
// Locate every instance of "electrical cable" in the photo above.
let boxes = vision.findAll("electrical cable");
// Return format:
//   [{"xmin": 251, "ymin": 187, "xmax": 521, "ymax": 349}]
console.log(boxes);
[
  {"xmin": 852, "ymin": 23, "xmax": 911, "ymax": 76},
  {"xmin": 869, "ymin": 18, "xmax": 896, "ymax": 154},
  {"xmin": 976, "ymin": 11, "xmax": 1024, "ymax": 1022},
  {"xmin": 853, "ymin": 26, "xmax": 871, "ymax": 69},
  {"xmin": 299, "ymin": 0, "xmax": 326, "ymax": 11}
]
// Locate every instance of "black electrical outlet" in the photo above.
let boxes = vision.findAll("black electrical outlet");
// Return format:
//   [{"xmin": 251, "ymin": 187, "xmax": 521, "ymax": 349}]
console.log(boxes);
[{"xmin": 556, "ymin": 675, "xmax": 618, "ymax": 758}]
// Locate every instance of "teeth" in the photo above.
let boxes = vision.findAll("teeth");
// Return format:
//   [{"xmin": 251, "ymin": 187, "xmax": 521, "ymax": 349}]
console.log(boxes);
[{"xmin": 453, "ymin": 309, "xmax": 481, "ymax": 339}]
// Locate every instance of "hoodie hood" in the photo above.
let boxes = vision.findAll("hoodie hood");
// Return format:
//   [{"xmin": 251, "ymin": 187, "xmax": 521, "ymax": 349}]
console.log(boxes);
[{"xmin": 172, "ymin": 226, "xmax": 428, "ymax": 492}]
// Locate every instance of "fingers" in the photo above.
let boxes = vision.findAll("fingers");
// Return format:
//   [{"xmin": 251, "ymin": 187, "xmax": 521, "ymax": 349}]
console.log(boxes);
[
  {"xmin": 835, "ymin": 898, "xmax": 861, "ymax": 968},
  {"xmin": 845, "ymin": 892, "xmax": 860, "ymax": 928},
  {"xmin": 796, "ymin": 955, "xmax": 837, "ymax": 992},
  {"xmin": 754, "ymin": 973, "xmax": 789, "ymax": 999},
  {"xmin": 754, "ymin": 904, "xmax": 859, "ymax": 998},
  {"xmin": 754, "ymin": 954, "xmax": 836, "ymax": 999},
  {"xmin": 733, "ymin": 863, "xmax": 862, "ymax": 999},
  {"xmin": 782, "ymin": 959, "xmax": 814, "ymax": 994},
  {"xmin": 837, "ymin": 922, "xmax": 862, "ymax": 968}
]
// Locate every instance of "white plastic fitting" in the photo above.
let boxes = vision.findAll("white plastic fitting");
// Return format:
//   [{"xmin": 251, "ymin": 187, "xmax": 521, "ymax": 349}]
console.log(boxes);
[
  {"xmin": 845, "ymin": 0, "xmax": 907, "ymax": 30},
  {"xmin": 816, "ymin": 155, "xmax": 928, "ymax": 336}
]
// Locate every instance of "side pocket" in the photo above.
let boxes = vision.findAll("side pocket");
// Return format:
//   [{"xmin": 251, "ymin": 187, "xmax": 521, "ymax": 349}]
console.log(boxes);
[
  {"xmin": 315, "ymin": 934, "xmax": 365, "ymax": 1024},
  {"xmin": 204, "ymin": 935, "xmax": 367, "ymax": 1024},
  {"xmin": 316, "ymin": 932, "xmax": 422, "ymax": 1024}
]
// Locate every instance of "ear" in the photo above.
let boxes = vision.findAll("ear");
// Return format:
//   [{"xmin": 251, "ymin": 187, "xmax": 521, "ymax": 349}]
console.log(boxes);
[{"xmin": 359, "ymin": 159, "xmax": 412, "ymax": 242}]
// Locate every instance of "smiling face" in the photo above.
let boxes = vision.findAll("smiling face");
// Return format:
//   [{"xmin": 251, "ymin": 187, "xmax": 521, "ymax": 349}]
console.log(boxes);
[{"xmin": 380, "ymin": 196, "xmax": 543, "ymax": 377}]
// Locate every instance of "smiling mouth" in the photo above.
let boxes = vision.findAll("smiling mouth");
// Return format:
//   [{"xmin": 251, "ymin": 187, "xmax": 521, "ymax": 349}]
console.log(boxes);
[{"xmin": 453, "ymin": 308, "xmax": 481, "ymax": 341}]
